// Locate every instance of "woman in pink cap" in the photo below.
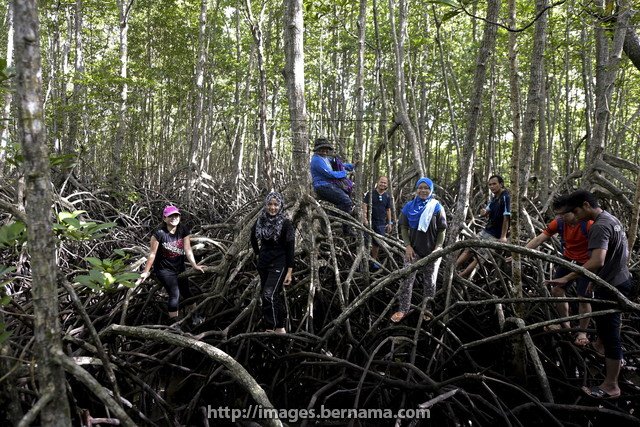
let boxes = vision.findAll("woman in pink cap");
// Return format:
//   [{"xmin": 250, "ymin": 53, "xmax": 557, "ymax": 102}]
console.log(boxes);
[{"xmin": 138, "ymin": 205, "xmax": 205, "ymax": 327}]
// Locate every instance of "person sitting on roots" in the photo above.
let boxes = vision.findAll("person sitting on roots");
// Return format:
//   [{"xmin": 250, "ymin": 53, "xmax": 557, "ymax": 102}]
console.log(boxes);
[
  {"xmin": 310, "ymin": 136, "xmax": 356, "ymax": 236},
  {"xmin": 137, "ymin": 205, "xmax": 206, "ymax": 327},
  {"xmin": 250, "ymin": 191, "xmax": 294, "ymax": 334},
  {"xmin": 391, "ymin": 177, "xmax": 446, "ymax": 323},
  {"xmin": 456, "ymin": 174, "xmax": 511, "ymax": 278},
  {"xmin": 514, "ymin": 194, "xmax": 593, "ymax": 347}
]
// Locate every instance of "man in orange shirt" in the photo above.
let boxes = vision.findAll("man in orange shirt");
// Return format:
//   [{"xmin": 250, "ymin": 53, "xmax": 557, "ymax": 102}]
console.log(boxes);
[{"xmin": 522, "ymin": 194, "xmax": 593, "ymax": 347}]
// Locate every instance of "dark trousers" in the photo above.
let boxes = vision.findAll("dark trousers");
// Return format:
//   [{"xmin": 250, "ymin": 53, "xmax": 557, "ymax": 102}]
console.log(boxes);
[
  {"xmin": 315, "ymin": 184, "xmax": 354, "ymax": 234},
  {"xmin": 593, "ymin": 279, "xmax": 633, "ymax": 360},
  {"xmin": 258, "ymin": 266, "xmax": 287, "ymax": 329},
  {"xmin": 314, "ymin": 184, "xmax": 353, "ymax": 213},
  {"xmin": 156, "ymin": 269, "xmax": 193, "ymax": 312}
]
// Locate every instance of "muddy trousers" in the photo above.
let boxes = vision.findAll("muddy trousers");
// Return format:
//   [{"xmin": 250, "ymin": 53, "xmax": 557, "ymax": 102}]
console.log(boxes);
[
  {"xmin": 397, "ymin": 257, "xmax": 441, "ymax": 313},
  {"xmin": 258, "ymin": 266, "xmax": 287, "ymax": 329}
]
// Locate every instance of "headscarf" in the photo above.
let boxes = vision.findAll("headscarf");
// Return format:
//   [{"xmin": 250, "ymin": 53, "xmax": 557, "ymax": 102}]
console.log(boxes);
[
  {"xmin": 401, "ymin": 177, "xmax": 442, "ymax": 231},
  {"xmin": 254, "ymin": 191, "xmax": 286, "ymax": 241}
]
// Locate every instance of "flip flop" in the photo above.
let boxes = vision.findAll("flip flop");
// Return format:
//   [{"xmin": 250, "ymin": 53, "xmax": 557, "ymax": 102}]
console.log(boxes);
[
  {"xmin": 582, "ymin": 386, "xmax": 620, "ymax": 400},
  {"xmin": 390, "ymin": 312, "xmax": 407, "ymax": 323},
  {"xmin": 573, "ymin": 335, "xmax": 590, "ymax": 348}
]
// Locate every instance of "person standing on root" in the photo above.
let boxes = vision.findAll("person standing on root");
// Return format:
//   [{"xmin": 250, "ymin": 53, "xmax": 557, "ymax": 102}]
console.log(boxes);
[
  {"xmin": 514, "ymin": 194, "xmax": 593, "ymax": 347},
  {"xmin": 310, "ymin": 136, "xmax": 356, "ymax": 236},
  {"xmin": 391, "ymin": 178, "xmax": 446, "ymax": 323},
  {"xmin": 546, "ymin": 190, "xmax": 633, "ymax": 400},
  {"xmin": 251, "ymin": 191, "xmax": 294, "ymax": 334},
  {"xmin": 456, "ymin": 174, "xmax": 511, "ymax": 278},
  {"xmin": 362, "ymin": 176, "xmax": 393, "ymax": 271},
  {"xmin": 138, "ymin": 205, "xmax": 205, "ymax": 327}
]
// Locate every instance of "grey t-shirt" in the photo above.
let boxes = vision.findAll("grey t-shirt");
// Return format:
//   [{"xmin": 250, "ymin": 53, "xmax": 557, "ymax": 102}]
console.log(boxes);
[{"xmin": 588, "ymin": 210, "xmax": 630, "ymax": 287}]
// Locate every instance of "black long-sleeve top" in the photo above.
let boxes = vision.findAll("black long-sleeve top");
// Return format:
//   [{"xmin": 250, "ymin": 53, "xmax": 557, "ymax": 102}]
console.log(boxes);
[{"xmin": 250, "ymin": 218, "xmax": 295, "ymax": 270}]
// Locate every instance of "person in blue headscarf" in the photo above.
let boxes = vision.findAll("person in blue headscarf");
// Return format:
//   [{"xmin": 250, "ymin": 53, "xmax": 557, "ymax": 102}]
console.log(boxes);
[{"xmin": 391, "ymin": 178, "xmax": 447, "ymax": 323}]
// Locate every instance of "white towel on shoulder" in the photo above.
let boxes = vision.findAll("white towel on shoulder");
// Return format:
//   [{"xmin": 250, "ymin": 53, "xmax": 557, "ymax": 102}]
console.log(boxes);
[{"xmin": 417, "ymin": 198, "xmax": 439, "ymax": 232}]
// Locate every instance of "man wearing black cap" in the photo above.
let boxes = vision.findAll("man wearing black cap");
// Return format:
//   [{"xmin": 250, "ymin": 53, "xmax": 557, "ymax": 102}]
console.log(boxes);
[{"xmin": 310, "ymin": 137, "xmax": 356, "ymax": 235}]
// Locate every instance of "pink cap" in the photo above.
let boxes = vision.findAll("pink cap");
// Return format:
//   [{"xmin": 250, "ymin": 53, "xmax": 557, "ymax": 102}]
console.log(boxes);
[{"xmin": 163, "ymin": 205, "xmax": 180, "ymax": 217}]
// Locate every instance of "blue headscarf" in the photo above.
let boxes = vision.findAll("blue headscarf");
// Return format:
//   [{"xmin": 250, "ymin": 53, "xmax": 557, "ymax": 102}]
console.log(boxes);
[{"xmin": 401, "ymin": 178, "xmax": 441, "ymax": 229}]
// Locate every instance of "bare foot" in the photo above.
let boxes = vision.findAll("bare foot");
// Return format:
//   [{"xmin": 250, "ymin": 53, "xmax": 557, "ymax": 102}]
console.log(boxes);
[{"xmin": 275, "ymin": 328, "xmax": 286, "ymax": 334}]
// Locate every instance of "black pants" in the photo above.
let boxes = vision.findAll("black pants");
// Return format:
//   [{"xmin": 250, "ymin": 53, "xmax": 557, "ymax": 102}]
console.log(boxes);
[
  {"xmin": 258, "ymin": 266, "xmax": 287, "ymax": 329},
  {"xmin": 156, "ymin": 269, "xmax": 193, "ymax": 312}
]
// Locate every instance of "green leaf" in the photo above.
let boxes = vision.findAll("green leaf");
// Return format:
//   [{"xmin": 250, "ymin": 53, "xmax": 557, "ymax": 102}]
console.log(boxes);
[
  {"xmin": 0, "ymin": 266, "xmax": 16, "ymax": 276},
  {"xmin": 116, "ymin": 272, "xmax": 141, "ymax": 282},
  {"xmin": 0, "ymin": 329, "xmax": 11, "ymax": 344},
  {"xmin": 114, "ymin": 249, "xmax": 126, "ymax": 257},
  {"xmin": 58, "ymin": 210, "xmax": 85, "ymax": 221},
  {"xmin": 62, "ymin": 217, "xmax": 82, "ymax": 229},
  {"xmin": 85, "ymin": 257, "xmax": 104, "ymax": 268}
]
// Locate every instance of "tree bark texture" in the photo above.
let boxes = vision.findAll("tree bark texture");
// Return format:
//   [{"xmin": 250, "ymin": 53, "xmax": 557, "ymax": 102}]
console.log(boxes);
[
  {"xmin": 445, "ymin": 0, "xmax": 502, "ymax": 247},
  {"xmin": 518, "ymin": 0, "xmax": 548, "ymax": 196},
  {"xmin": 283, "ymin": 0, "xmax": 310, "ymax": 192},
  {"xmin": 585, "ymin": 0, "xmax": 631, "ymax": 186},
  {"xmin": 14, "ymin": 0, "xmax": 72, "ymax": 424},
  {"xmin": 388, "ymin": 0, "xmax": 425, "ymax": 177}
]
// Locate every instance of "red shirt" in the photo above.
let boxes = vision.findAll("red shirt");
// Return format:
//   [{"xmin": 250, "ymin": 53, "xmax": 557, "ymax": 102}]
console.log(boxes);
[{"xmin": 543, "ymin": 218, "xmax": 593, "ymax": 264}]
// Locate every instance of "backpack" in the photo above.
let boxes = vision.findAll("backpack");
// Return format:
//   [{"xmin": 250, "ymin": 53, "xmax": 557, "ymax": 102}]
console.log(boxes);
[
  {"xmin": 330, "ymin": 156, "xmax": 354, "ymax": 195},
  {"xmin": 556, "ymin": 217, "xmax": 589, "ymax": 251}
]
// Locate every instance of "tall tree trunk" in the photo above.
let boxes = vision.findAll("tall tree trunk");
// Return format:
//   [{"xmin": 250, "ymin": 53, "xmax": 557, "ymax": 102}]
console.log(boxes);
[
  {"xmin": 507, "ymin": 0, "xmax": 522, "ymax": 301},
  {"xmin": 353, "ymin": 0, "xmax": 366, "ymax": 206},
  {"xmin": 519, "ymin": 0, "xmax": 548, "ymax": 197},
  {"xmin": 113, "ymin": 0, "xmax": 133, "ymax": 181},
  {"xmin": 0, "ymin": 1, "xmax": 14, "ymax": 166},
  {"xmin": 388, "ymin": 0, "xmax": 424, "ymax": 177},
  {"xmin": 283, "ymin": 0, "xmax": 310, "ymax": 192},
  {"xmin": 186, "ymin": 0, "xmax": 208, "ymax": 205},
  {"xmin": 67, "ymin": 0, "xmax": 87, "ymax": 161},
  {"xmin": 584, "ymin": 0, "xmax": 630, "ymax": 186},
  {"xmin": 14, "ymin": 0, "xmax": 72, "ymax": 424},
  {"xmin": 445, "ymin": 0, "xmax": 501, "ymax": 247},
  {"xmin": 246, "ymin": 0, "xmax": 273, "ymax": 190}
]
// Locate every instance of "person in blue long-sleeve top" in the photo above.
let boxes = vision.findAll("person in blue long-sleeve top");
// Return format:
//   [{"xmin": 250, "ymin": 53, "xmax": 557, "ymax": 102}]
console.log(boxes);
[{"xmin": 310, "ymin": 137, "xmax": 356, "ymax": 235}]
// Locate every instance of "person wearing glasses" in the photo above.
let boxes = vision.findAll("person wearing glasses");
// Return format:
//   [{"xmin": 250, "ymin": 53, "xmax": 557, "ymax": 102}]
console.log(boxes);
[
  {"xmin": 137, "ymin": 205, "xmax": 205, "ymax": 328},
  {"xmin": 362, "ymin": 176, "xmax": 393, "ymax": 270}
]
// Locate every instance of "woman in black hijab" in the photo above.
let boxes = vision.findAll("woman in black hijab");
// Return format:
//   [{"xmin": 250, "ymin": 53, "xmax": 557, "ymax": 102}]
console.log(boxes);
[{"xmin": 250, "ymin": 191, "xmax": 294, "ymax": 333}]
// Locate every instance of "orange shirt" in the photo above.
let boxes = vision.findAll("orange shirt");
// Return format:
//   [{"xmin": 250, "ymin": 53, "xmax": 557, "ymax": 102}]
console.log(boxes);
[{"xmin": 543, "ymin": 217, "xmax": 593, "ymax": 264}]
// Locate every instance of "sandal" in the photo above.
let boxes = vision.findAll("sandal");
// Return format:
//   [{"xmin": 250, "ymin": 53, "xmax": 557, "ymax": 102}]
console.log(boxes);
[
  {"xmin": 390, "ymin": 312, "xmax": 407, "ymax": 323},
  {"xmin": 582, "ymin": 386, "xmax": 620, "ymax": 400}
]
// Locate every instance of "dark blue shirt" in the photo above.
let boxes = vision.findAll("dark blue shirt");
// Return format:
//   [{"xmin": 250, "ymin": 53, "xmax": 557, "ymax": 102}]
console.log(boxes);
[
  {"xmin": 485, "ymin": 190, "xmax": 511, "ymax": 238},
  {"xmin": 363, "ymin": 190, "xmax": 391, "ymax": 225}
]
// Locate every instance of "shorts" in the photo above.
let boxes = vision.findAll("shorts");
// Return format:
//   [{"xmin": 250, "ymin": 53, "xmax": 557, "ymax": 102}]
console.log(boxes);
[{"xmin": 554, "ymin": 264, "xmax": 592, "ymax": 297}]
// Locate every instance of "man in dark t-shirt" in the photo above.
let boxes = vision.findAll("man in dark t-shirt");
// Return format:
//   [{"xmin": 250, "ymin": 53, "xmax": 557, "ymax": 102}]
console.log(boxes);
[
  {"xmin": 456, "ymin": 174, "xmax": 511, "ymax": 278},
  {"xmin": 547, "ymin": 190, "xmax": 632, "ymax": 400},
  {"xmin": 362, "ymin": 176, "xmax": 393, "ymax": 269}
]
